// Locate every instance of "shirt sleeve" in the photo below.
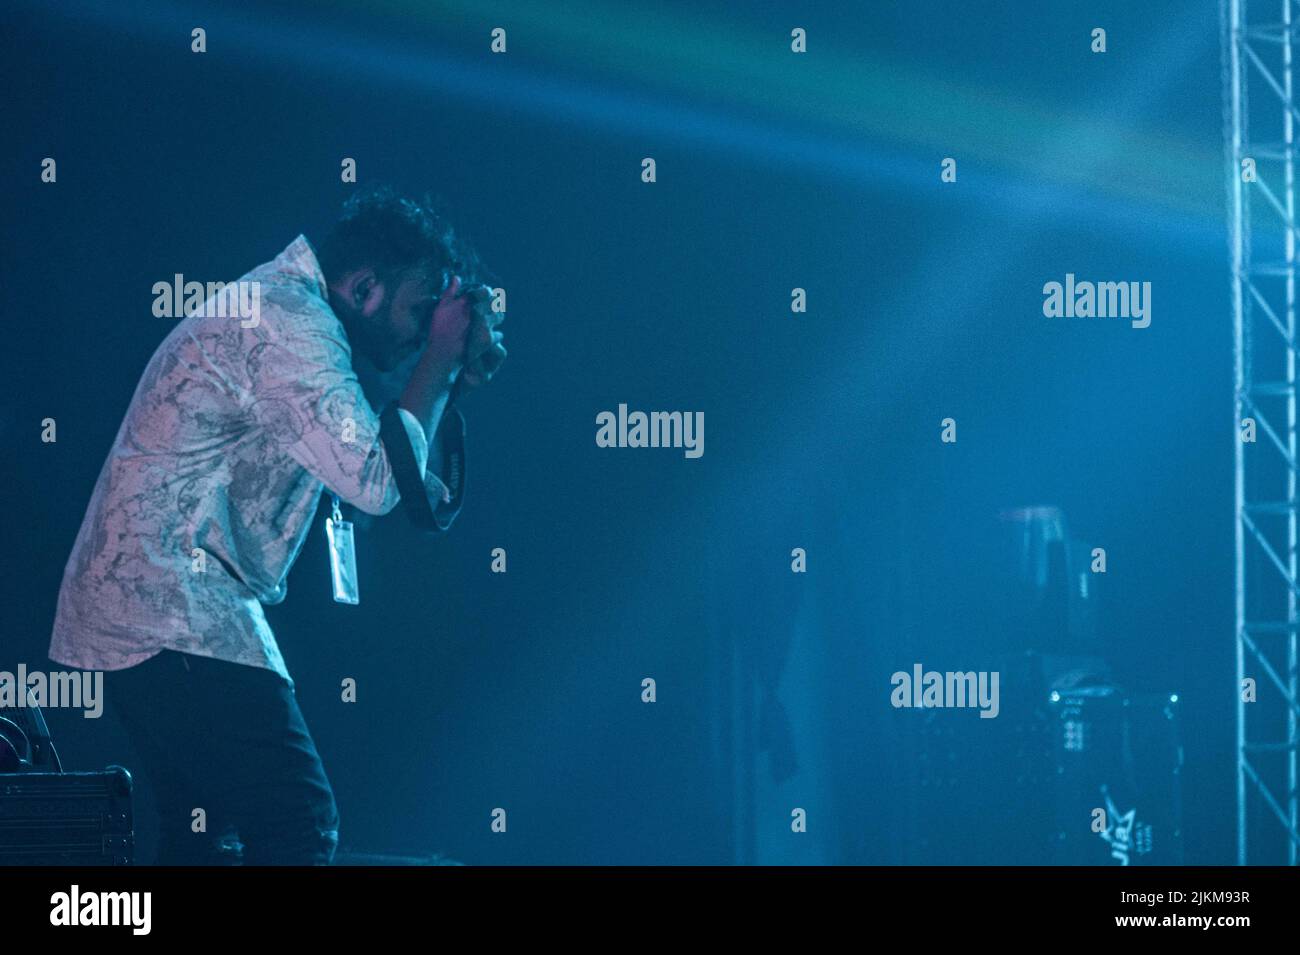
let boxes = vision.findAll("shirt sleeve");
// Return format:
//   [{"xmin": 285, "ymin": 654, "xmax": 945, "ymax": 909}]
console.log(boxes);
[
  {"xmin": 396, "ymin": 407, "xmax": 451, "ymax": 505},
  {"xmin": 241, "ymin": 302, "xmax": 404, "ymax": 515},
  {"xmin": 379, "ymin": 402, "xmax": 466, "ymax": 532},
  {"xmin": 430, "ymin": 405, "xmax": 466, "ymax": 529}
]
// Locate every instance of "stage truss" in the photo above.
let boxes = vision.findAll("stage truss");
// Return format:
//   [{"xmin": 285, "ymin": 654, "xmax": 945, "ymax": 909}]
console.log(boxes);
[{"xmin": 1223, "ymin": 0, "xmax": 1300, "ymax": 865}]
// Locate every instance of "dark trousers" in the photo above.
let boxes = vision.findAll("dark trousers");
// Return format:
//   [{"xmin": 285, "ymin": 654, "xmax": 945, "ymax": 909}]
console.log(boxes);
[{"xmin": 105, "ymin": 650, "xmax": 339, "ymax": 865}]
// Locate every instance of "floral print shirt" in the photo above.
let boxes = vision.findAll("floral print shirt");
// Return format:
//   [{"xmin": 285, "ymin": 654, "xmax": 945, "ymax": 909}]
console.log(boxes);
[{"xmin": 49, "ymin": 236, "xmax": 459, "ymax": 681}]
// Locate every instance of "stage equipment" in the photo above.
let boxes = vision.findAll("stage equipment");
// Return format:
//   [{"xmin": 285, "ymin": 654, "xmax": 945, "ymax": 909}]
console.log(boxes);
[
  {"xmin": 1221, "ymin": 0, "xmax": 1300, "ymax": 865},
  {"xmin": 0, "ymin": 684, "xmax": 133, "ymax": 864},
  {"xmin": 0, "ymin": 767, "xmax": 134, "ymax": 865},
  {"xmin": 1049, "ymin": 686, "xmax": 1184, "ymax": 865}
]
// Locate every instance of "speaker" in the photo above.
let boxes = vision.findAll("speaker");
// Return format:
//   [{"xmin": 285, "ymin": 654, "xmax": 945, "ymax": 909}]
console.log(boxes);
[
  {"xmin": 1048, "ymin": 686, "xmax": 1184, "ymax": 865},
  {"xmin": 896, "ymin": 652, "xmax": 1056, "ymax": 864}
]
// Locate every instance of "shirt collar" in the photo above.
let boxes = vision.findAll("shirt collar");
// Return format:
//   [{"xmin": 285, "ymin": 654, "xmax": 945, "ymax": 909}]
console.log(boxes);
[{"xmin": 273, "ymin": 235, "xmax": 328, "ymax": 296}]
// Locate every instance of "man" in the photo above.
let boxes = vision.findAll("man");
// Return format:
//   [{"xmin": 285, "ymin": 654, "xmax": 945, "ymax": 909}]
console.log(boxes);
[{"xmin": 48, "ymin": 187, "xmax": 505, "ymax": 864}]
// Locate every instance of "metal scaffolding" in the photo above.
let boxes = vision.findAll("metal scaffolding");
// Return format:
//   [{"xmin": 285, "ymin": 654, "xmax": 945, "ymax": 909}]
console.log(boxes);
[{"xmin": 1223, "ymin": 0, "xmax": 1300, "ymax": 865}]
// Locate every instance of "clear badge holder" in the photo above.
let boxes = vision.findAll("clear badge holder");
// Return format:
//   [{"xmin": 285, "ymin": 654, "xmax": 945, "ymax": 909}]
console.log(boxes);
[{"xmin": 326, "ymin": 495, "xmax": 359, "ymax": 604}]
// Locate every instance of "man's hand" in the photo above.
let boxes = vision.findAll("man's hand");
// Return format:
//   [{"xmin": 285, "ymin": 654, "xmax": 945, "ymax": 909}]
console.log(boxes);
[
  {"xmin": 400, "ymin": 276, "xmax": 478, "ymax": 443},
  {"xmin": 422, "ymin": 275, "xmax": 476, "ymax": 382},
  {"xmin": 398, "ymin": 276, "xmax": 505, "ymax": 457},
  {"xmin": 457, "ymin": 283, "xmax": 506, "ymax": 392}
]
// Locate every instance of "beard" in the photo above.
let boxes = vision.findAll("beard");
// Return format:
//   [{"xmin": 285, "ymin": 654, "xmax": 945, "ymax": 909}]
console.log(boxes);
[{"xmin": 333, "ymin": 300, "xmax": 402, "ymax": 371}]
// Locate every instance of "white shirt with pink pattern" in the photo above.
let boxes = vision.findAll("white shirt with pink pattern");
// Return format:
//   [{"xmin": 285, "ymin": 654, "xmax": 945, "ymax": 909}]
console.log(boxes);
[{"xmin": 49, "ymin": 236, "xmax": 458, "ymax": 682}]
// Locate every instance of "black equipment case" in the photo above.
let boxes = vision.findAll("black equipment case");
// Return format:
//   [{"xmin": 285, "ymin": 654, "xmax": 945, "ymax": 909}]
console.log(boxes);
[
  {"xmin": 1049, "ymin": 687, "xmax": 1184, "ymax": 865},
  {"xmin": 0, "ymin": 767, "xmax": 134, "ymax": 865}
]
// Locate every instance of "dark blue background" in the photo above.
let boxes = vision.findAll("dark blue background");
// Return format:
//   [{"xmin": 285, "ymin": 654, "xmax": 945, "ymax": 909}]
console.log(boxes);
[{"xmin": 3, "ymin": 0, "xmax": 1234, "ymax": 864}]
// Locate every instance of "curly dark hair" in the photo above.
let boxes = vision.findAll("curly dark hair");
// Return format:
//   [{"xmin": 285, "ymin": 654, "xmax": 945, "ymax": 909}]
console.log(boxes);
[{"xmin": 316, "ymin": 184, "xmax": 487, "ymax": 289}]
